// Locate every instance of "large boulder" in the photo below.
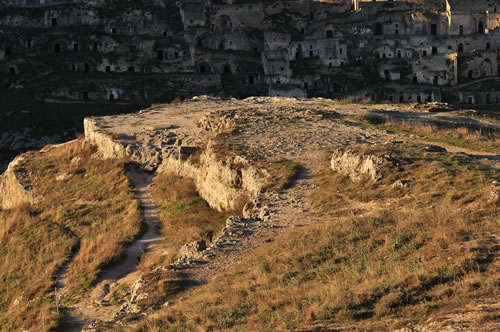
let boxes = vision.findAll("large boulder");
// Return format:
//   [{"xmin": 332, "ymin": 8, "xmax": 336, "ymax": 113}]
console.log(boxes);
[
  {"xmin": 0, "ymin": 155, "xmax": 36, "ymax": 209},
  {"xmin": 330, "ymin": 148, "xmax": 392, "ymax": 182},
  {"xmin": 177, "ymin": 240, "xmax": 207, "ymax": 261}
]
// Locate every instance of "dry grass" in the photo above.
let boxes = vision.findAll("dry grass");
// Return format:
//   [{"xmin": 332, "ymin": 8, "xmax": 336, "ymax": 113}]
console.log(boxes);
[
  {"xmin": 263, "ymin": 159, "xmax": 302, "ymax": 192},
  {"xmin": 126, "ymin": 144, "xmax": 499, "ymax": 331},
  {"xmin": 152, "ymin": 172, "xmax": 236, "ymax": 253},
  {"xmin": 113, "ymin": 173, "xmax": 240, "ymax": 311},
  {"xmin": 0, "ymin": 139, "xmax": 142, "ymax": 331},
  {"xmin": 360, "ymin": 113, "xmax": 500, "ymax": 153}
]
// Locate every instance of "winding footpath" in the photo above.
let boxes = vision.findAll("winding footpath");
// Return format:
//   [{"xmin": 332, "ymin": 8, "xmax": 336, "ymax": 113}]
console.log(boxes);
[{"xmin": 57, "ymin": 168, "xmax": 162, "ymax": 331}]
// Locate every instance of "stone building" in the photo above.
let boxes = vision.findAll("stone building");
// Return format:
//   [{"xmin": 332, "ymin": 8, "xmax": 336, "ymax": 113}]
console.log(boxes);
[{"xmin": 1, "ymin": 0, "xmax": 499, "ymax": 104}]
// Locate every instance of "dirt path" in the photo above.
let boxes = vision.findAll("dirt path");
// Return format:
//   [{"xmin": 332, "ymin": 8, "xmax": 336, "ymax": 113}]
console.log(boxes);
[{"xmin": 57, "ymin": 168, "xmax": 162, "ymax": 331}]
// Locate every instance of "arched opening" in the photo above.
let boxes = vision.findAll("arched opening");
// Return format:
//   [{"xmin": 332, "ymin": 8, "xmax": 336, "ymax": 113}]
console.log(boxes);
[
  {"xmin": 216, "ymin": 15, "xmax": 232, "ymax": 29},
  {"xmin": 468, "ymin": 70, "xmax": 473, "ymax": 80},
  {"xmin": 399, "ymin": 93, "xmax": 404, "ymax": 102},
  {"xmin": 478, "ymin": 22, "xmax": 484, "ymax": 34},
  {"xmin": 413, "ymin": 74, "xmax": 418, "ymax": 84},
  {"xmin": 223, "ymin": 65, "xmax": 231, "ymax": 73},
  {"xmin": 73, "ymin": 43, "xmax": 79, "ymax": 51},
  {"xmin": 458, "ymin": 43, "xmax": 464, "ymax": 53},
  {"xmin": 157, "ymin": 50, "xmax": 164, "ymax": 60},
  {"xmin": 84, "ymin": 63, "xmax": 90, "ymax": 72},
  {"xmin": 54, "ymin": 43, "xmax": 61, "ymax": 53},
  {"xmin": 433, "ymin": 76, "xmax": 438, "ymax": 85},
  {"xmin": 9, "ymin": 67, "xmax": 16, "ymax": 75},
  {"xmin": 432, "ymin": 46, "xmax": 437, "ymax": 55},
  {"xmin": 105, "ymin": 66, "xmax": 111, "ymax": 73},
  {"xmin": 51, "ymin": 18, "xmax": 57, "ymax": 27},
  {"xmin": 374, "ymin": 23, "xmax": 383, "ymax": 35},
  {"xmin": 384, "ymin": 70, "xmax": 390, "ymax": 81},
  {"xmin": 326, "ymin": 30, "xmax": 333, "ymax": 38},
  {"xmin": 218, "ymin": 42, "xmax": 224, "ymax": 50},
  {"xmin": 248, "ymin": 75, "xmax": 255, "ymax": 85},
  {"xmin": 128, "ymin": 66, "xmax": 135, "ymax": 73},
  {"xmin": 397, "ymin": 50, "xmax": 402, "ymax": 58},
  {"xmin": 486, "ymin": 42, "xmax": 491, "ymax": 50},
  {"xmin": 109, "ymin": 93, "xmax": 115, "ymax": 101},
  {"xmin": 200, "ymin": 65, "xmax": 206, "ymax": 73}
]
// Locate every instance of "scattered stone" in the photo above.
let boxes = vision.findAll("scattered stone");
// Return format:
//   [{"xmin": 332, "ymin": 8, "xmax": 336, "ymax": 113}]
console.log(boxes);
[
  {"xmin": 393, "ymin": 179, "xmax": 410, "ymax": 189},
  {"xmin": 425, "ymin": 145, "xmax": 447, "ymax": 153},
  {"xmin": 488, "ymin": 181, "xmax": 499, "ymax": 202},
  {"xmin": 424, "ymin": 102, "xmax": 458, "ymax": 113},
  {"xmin": 13, "ymin": 296, "xmax": 23, "ymax": 306},
  {"xmin": 56, "ymin": 172, "xmax": 73, "ymax": 181},
  {"xmin": 177, "ymin": 240, "xmax": 207, "ymax": 261}
]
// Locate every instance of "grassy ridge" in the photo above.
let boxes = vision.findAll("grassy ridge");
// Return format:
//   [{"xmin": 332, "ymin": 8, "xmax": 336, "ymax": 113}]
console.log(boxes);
[
  {"xmin": 128, "ymin": 145, "xmax": 499, "ymax": 331},
  {"xmin": 0, "ymin": 139, "xmax": 142, "ymax": 331},
  {"xmin": 358, "ymin": 112, "xmax": 500, "ymax": 153}
]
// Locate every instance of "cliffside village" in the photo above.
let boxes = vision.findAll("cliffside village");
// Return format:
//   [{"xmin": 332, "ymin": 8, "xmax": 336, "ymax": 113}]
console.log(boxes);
[{"xmin": 1, "ymin": 0, "xmax": 500, "ymax": 104}]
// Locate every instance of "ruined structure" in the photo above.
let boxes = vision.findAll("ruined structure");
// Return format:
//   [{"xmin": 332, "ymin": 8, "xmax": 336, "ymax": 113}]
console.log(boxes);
[{"xmin": 1, "ymin": 0, "xmax": 500, "ymax": 104}]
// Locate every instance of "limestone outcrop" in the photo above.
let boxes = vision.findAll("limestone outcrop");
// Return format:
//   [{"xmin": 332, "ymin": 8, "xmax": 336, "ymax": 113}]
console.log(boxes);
[
  {"xmin": 84, "ymin": 107, "xmax": 269, "ymax": 212},
  {"xmin": 330, "ymin": 148, "xmax": 392, "ymax": 182},
  {"xmin": 0, "ymin": 155, "xmax": 36, "ymax": 209},
  {"xmin": 84, "ymin": 118, "xmax": 126, "ymax": 159},
  {"xmin": 177, "ymin": 240, "xmax": 207, "ymax": 261},
  {"xmin": 158, "ymin": 141, "xmax": 268, "ymax": 212}
]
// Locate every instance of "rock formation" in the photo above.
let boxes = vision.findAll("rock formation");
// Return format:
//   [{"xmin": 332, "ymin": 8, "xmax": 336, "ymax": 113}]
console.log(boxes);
[{"xmin": 330, "ymin": 147, "xmax": 392, "ymax": 182}]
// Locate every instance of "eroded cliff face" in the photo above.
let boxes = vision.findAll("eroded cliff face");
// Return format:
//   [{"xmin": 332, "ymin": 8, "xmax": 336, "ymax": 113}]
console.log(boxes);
[
  {"xmin": 83, "ymin": 105, "xmax": 268, "ymax": 212},
  {"xmin": 84, "ymin": 118, "xmax": 126, "ymax": 160},
  {"xmin": 158, "ymin": 141, "xmax": 268, "ymax": 212},
  {"xmin": 0, "ymin": 155, "xmax": 36, "ymax": 209}
]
